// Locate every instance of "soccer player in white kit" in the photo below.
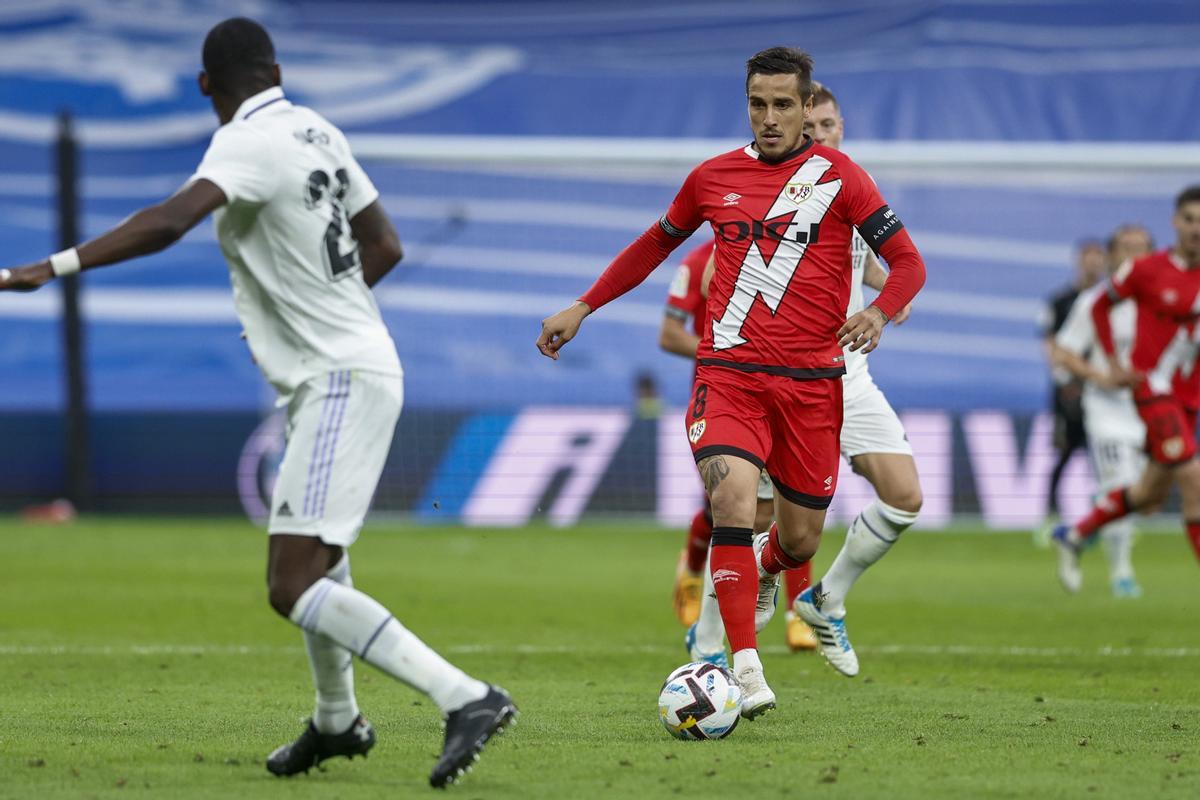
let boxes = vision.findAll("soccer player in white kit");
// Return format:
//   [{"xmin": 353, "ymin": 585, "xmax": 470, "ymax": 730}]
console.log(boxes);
[
  {"xmin": 0, "ymin": 18, "xmax": 514, "ymax": 789},
  {"xmin": 687, "ymin": 83, "xmax": 922, "ymax": 678},
  {"xmin": 1052, "ymin": 251, "xmax": 1146, "ymax": 597}
]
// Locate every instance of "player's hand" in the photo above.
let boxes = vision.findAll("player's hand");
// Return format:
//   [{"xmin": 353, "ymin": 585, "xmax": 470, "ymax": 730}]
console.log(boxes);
[
  {"xmin": 891, "ymin": 302, "xmax": 913, "ymax": 326},
  {"xmin": 838, "ymin": 305, "xmax": 888, "ymax": 354},
  {"xmin": 0, "ymin": 262, "xmax": 53, "ymax": 292},
  {"xmin": 537, "ymin": 301, "xmax": 591, "ymax": 360},
  {"xmin": 1097, "ymin": 362, "xmax": 1138, "ymax": 389}
]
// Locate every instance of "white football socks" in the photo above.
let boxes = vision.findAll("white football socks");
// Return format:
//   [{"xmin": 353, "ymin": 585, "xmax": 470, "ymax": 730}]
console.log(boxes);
[
  {"xmin": 290, "ymin": 577, "xmax": 488, "ymax": 716},
  {"xmin": 305, "ymin": 554, "xmax": 360, "ymax": 734},
  {"xmin": 1100, "ymin": 521, "xmax": 1135, "ymax": 582},
  {"xmin": 820, "ymin": 500, "xmax": 918, "ymax": 617},
  {"xmin": 694, "ymin": 550, "xmax": 726, "ymax": 655}
]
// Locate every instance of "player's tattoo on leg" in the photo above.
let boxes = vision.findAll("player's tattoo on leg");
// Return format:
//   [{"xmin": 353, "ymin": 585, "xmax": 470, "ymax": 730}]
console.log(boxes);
[{"xmin": 699, "ymin": 456, "xmax": 731, "ymax": 495}]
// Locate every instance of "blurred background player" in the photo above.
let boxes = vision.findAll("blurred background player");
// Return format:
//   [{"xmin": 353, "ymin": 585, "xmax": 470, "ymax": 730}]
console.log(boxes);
[
  {"xmin": 1053, "ymin": 186, "xmax": 1200, "ymax": 590},
  {"xmin": 539, "ymin": 48, "xmax": 925, "ymax": 718},
  {"xmin": 686, "ymin": 82, "xmax": 923, "ymax": 677},
  {"xmin": 0, "ymin": 17, "xmax": 514, "ymax": 789},
  {"xmin": 1035, "ymin": 241, "xmax": 1107, "ymax": 545},
  {"xmin": 1108, "ymin": 223, "xmax": 1155, "ymax": 271},
  {"xmin": 1051, "ymin": 236, "xmax": 1146, "ymax": 597}
]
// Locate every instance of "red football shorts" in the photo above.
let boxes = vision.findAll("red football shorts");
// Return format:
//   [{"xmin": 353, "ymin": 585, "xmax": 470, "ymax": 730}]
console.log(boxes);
[
  {"xmin": 686, "ymin": 364, "xmax": 843, "ymax": 508},
  {"xmin": 1135, "ymin": 392, "xmax": 1198, "ymax": 465}
]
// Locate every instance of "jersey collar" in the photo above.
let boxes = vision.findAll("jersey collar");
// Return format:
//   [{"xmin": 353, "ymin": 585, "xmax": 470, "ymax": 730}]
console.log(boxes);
[
  {"xmin": 233, "ymin": 86, "xmax": 290, "ymax": 122},
  {"xmin": 742, "ymin": 135, "xmax": 815, "ymax": 165}
]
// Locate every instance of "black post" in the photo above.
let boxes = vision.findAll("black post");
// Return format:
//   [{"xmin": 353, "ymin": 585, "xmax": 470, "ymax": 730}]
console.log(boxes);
[{"xmin": 57, "ymin": 111, "xmax": 91, "ymax": 510}]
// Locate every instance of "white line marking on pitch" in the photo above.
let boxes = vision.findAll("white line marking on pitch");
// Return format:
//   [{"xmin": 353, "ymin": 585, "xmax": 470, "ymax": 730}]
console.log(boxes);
[{"xmin": 1, "ymin": 643, "xmax": 1198, "ymax": 658}]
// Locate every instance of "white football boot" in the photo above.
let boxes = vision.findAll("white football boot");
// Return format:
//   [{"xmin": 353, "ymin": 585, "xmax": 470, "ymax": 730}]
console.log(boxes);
[
  {"xmin": 734, "ymin": 663, "xmax": 776, "ymax": 720},
  {"xmin": 794, "ymin": 584, "xmax": 859, "ymax": 677},
  {"xmin": 751, "ymin": 532, "xmax": 780, "ymax": 632},
  {"xmin": 1051, "ymin": 525, "xmax": 1083, "ymax": 594}
]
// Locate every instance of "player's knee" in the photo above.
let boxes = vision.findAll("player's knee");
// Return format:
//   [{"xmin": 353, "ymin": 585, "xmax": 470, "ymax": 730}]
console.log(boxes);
[
  {"xmin": 267, "ymin": 575, "xmax": 313, "ymax": 618},
  {"xmin": 707, "ymin": 487, "xmax": 753, "ymax": 528},
  {"xmin": 775, "ymin": 524, "xmax": 819, "ymax": 562},
  {"xmin": 884, "ymin": 485, "xmax": 923, "ymax": 515}
]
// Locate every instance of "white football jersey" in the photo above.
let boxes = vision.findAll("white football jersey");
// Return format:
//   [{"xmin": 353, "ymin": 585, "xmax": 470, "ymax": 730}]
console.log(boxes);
[
  {"xmin": 190, "ymin": 86, "xmax": 401, "ymax": 396},
  {"xmin": 842, "ymin": 230, "xmax": 872, "ymax": 384},
  {"xmin": 1055, "ymin": 284, "xmax": 1143, "ymax": 442}
]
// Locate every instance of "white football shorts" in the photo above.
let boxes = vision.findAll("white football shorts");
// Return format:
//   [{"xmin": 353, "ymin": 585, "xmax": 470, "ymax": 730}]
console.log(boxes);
[
  {"xmin": 1088, "ymin": 435, "xmax": 1146, "ymax": 494},
  {"xmin": 268, "ymin": 369, "xmax": 403, "ymax": 546},
  {"xmin": 840, "ymin": 371, "xmax": 912, "ymax": 459}
]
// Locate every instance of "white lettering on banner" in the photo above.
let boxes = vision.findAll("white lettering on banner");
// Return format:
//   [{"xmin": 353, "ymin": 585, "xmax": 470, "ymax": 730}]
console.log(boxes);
[
  {"xmin": 462, "ymin": 408, "xmax": 629, "ymax": 527},
  {"xmin": 963, "ymin": 411, "xmax": 1093, "ymax": 527},
  {"xmin": 657, "ymin": 409, "xmax": 705, "ymax": 526}
]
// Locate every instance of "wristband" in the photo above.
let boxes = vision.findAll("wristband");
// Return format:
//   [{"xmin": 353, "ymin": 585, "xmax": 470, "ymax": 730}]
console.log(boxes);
[{"xmin": 49, "ymin": 248, "xmax": 81, "ymax": 277}]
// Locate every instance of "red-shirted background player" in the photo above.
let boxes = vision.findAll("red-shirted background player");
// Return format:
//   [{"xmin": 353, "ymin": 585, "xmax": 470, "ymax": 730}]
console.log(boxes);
[
  {"xmin": 537, "ymin": 47, "xmax": 925, "ymax": 719},
  {"xmin": 1053, "ymin": 185, "xmax": 1200, "ymax": 591},
  {"xmin": 660, "ymin": 240, "xmax": 721, "ymax": 626}
]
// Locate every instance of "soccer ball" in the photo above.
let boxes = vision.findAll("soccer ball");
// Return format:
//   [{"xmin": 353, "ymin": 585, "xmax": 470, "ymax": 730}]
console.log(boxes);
[{"xmin": 658, "ymin": 661, "xmax": 742, "ymax": 740}]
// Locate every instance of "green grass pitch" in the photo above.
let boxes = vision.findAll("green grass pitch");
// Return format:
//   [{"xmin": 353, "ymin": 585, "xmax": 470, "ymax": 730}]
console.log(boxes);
[{"xmin": 1, "ymin": 517, "xmax": 1198, "ymax": 799}]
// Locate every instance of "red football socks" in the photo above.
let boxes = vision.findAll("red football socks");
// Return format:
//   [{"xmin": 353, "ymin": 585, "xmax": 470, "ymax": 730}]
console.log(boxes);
[
  {"xmin": 784, "ymin": 560, "xmax": 812, "ymax": 608},
  {"xmin": 685, "ymin": 508, "xmax": 713, "ymax": 574},
  {"xmin": 1186, "ymin": 520, "xmax": 1200, "ymax": 562},
  {"xmin": 709, "ymin": 527, "xmax": 757, "ymax": 653},
  {"xmin": 1075, "ymin": 488, "xmax": 1131, "ymax": 540},
  {"xmin": 760, "ymin": 523, "xmax": 806, "ymax": 574}
]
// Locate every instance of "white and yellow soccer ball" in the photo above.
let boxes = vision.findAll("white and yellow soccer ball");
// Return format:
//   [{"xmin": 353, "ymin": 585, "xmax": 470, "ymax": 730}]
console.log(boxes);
[{"xmin": 658, "ymin": 661, "xmax": 742, "ymax": 740}]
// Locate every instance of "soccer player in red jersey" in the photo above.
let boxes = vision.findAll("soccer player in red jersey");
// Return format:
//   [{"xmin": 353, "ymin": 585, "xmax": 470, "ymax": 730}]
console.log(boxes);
[
  {"xmin": 538, "ymin": 47, "xmax": 925, "ymax": 718},
  {"xmin": 1053, "ymin": 186, "xmax": 1200, "ymax": 590}
]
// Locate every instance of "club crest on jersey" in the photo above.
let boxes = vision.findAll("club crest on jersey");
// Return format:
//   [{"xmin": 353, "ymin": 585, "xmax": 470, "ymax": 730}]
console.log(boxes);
[
  {"xmin": 784, "ymin": 182, "xmax": 813, "ymax": 204},
  {"xmin": 688, "ymin": 419, "xmax": 706, "ymax": 443},
  {"xmin": 1163, "ymin": 436, "xmax": 1185, "ymax": 460}
]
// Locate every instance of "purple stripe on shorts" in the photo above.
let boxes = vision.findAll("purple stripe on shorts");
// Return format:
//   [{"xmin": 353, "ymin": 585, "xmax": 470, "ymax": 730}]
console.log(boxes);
[
  {"xmin": 311, "ymin": 371, "xmax": 350, "ymax": 519},
  {"xmin": 303, "ymin": 373, "xmax": 338, "ymax": 517},
  {"xmin": 304, "ymin": 372, "xmax": 351, "ymax": 516},
  {"xmin": 316, "ymin": 371, "xmax": 354, "ymax": 518}
]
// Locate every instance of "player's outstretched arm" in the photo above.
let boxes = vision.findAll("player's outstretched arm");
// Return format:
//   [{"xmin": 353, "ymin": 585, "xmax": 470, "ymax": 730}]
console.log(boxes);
[
  {"xmin": 536, "ymin": 219, "xmax": 690, "ymax": 360},
  {"xmin": 0, "ymin": 179, "xmax": 226, "ymax": 292},
  {"xmin": 537, "ymin": 301, "xmax": 591, "ymax": 360},
  {"xmin": 351, "ymin": 201, "xmax": 404, "ymax": 288}
]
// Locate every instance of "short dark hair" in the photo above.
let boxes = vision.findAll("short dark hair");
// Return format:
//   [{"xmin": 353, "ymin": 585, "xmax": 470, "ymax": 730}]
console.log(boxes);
[
  {"xmin": 202, "ymin": 17, "xmax": 276, "ymax": 95},
  {"xmin": 745, "ymin": 47, "xmax": 814, "ymax": 99},
  {"xmin": 810, "ymin": 81, "xmax": 839, "ymax": 110},
  {"xmin": 1176, "ymin": 185, "xmax": 1200, "ymax": 210}
]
